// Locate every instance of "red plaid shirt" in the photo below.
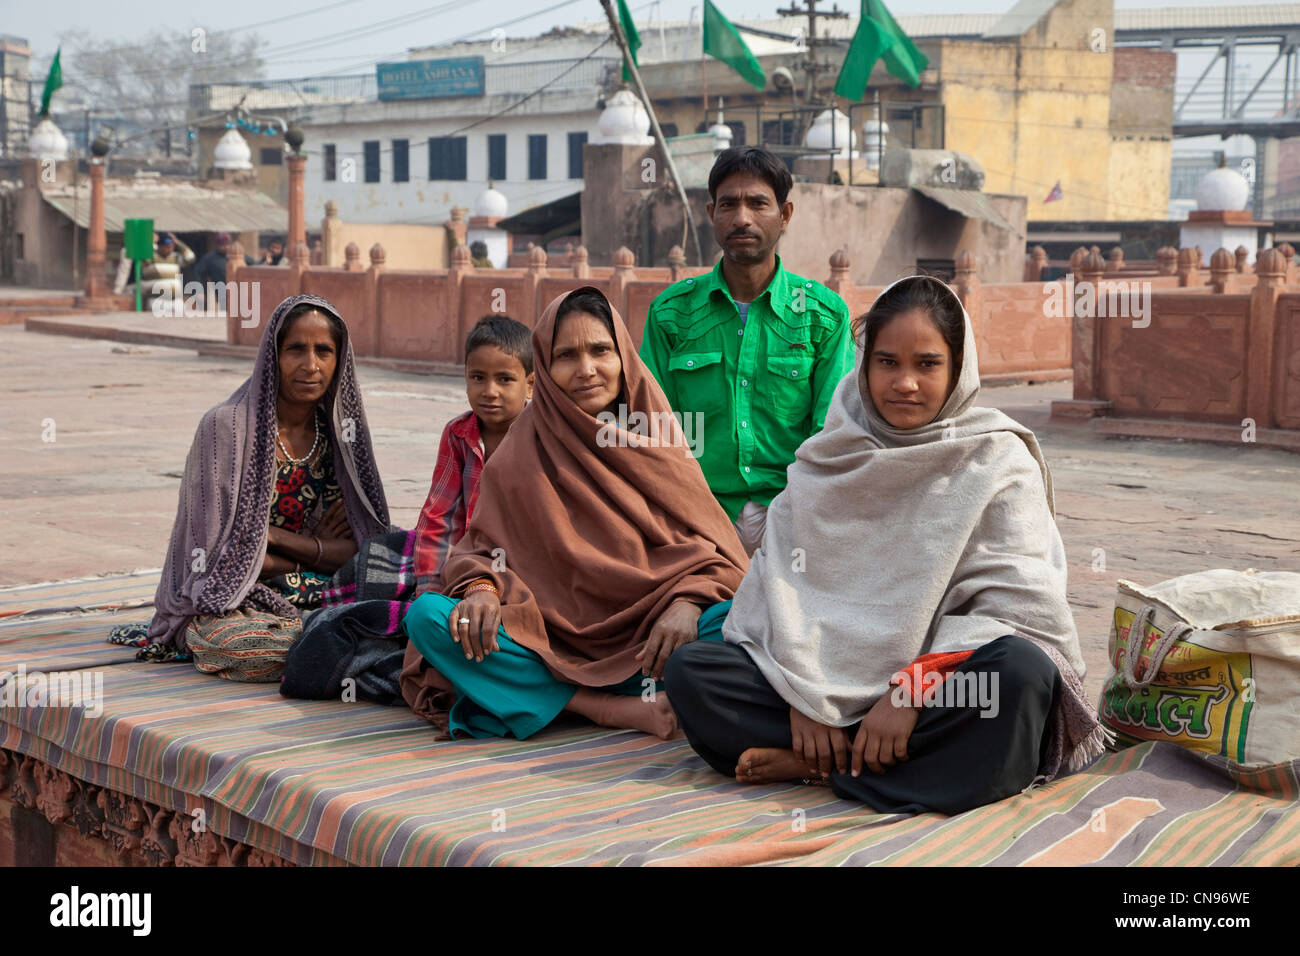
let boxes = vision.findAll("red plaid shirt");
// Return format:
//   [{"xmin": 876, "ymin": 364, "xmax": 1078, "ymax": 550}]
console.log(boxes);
[{"xmin": 414, "ymin": 411, "xmax": 484, "ymax": 591}]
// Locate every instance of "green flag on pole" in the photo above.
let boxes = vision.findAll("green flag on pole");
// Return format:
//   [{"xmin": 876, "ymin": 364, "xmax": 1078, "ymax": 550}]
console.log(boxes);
[
  {"xmin": 703, "ymin": 0, "xmax": 765, "ymax": 91},
  {"xmin": 39, "ymin": 47, "xmax": 63, "ymax": 117},
  {"xmin": 833, "ymin": 0, "xmax": 928, "ymax": 100},
  {"xmin": 616, "ymin": 0, "xmax": 641, "ymax": 83}
]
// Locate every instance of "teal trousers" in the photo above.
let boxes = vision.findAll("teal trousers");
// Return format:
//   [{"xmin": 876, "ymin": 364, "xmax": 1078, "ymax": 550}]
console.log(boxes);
[{"xmin": 403, "ymin": 593, "xmax": 731, "ymax": 739}]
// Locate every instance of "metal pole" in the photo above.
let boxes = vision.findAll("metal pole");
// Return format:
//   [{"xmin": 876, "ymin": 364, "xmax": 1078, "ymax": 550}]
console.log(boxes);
[{"xmin": 599, "ymin": 0, "xmax": 704, "ymax": 266}]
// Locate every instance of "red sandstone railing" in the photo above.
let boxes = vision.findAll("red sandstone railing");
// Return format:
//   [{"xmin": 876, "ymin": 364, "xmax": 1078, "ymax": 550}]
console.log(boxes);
[
  {"xmin": 224, "ymin": 242, "xmax": 1079, "ymax": 382},
  {"xmin": 1050, "ymin": 246, "xmax": 1300, "ymax": 448}
]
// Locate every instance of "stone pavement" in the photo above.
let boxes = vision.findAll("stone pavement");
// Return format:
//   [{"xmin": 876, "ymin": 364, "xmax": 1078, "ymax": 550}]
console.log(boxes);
[{"xmin": 2, "ymin": 321, "xmax": 1298, "ymax": 704}]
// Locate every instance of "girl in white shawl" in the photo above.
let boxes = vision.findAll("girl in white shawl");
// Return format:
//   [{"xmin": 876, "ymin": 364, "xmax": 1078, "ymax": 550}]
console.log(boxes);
[{"xmin": 665, "ymin": 275, "xmax": 1105, "ymax": 815}]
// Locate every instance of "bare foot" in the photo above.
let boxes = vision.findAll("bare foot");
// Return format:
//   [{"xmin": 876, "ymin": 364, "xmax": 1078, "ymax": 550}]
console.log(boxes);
[
  {"xmin": 566, "ymin": 688, "xmax": 679, "ymax": 739},
  {"xmin": 735, "ymin": 748, "xmax": 828, "ymax": 785}
]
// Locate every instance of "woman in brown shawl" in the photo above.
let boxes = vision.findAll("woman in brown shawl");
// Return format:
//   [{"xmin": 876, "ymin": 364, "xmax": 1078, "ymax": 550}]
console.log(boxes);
[
  {"xmin": 110, "ymin": 293, "xmax": 390, "ymax": 681},
  {"xmin": 400, "ymin": 287, "xmax": 747, "ymax": 739}
]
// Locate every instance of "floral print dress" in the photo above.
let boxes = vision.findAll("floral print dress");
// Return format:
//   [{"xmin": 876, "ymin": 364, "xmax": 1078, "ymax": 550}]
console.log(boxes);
[{"xmin": 265, "ymin": 425, "xmax": 343, "ymax": 608}]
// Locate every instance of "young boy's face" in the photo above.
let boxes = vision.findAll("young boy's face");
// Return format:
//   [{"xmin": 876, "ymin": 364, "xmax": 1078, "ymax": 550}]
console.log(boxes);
[{"xmin": 465, "ymin": 344, "xmax": 533, "ymax": 431}]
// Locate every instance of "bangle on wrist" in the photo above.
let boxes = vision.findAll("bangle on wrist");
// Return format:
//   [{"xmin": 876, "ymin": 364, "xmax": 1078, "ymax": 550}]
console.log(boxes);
[
  {"xmin": 312, "ymin": 536, "xmax": 323, "ymax": 566},
  {"xmin": 463, "ymin": 579, "xmax": 499, "ymax": 598}
]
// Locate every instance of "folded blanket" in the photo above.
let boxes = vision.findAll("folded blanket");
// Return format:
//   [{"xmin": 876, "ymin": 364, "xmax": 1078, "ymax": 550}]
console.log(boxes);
[{"xmin": 281, "ymin": 529, "xmax": 415, "ymax": 705}]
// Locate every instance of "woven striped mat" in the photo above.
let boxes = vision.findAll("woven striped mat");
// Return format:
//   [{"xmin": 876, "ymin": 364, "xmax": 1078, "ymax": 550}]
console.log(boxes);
[
  {"xmin": 0, "ymin": 571, "xmax": 159, "ymax": 624},
  {"xmin": 0, "ymin": 605, "xmax": 1296, "ymax": 866}
]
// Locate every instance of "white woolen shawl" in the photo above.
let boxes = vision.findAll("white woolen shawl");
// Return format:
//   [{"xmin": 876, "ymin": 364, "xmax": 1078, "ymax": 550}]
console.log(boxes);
[{"xmin": 723, "ymin": 277, "xmax": 1102, "ymax": 773}]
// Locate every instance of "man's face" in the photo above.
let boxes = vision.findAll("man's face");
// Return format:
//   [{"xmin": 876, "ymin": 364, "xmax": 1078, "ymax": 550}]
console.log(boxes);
[
  {"xmin": 707, "ymin": 171, "xmax": 792, "ymax": 267},
  {"xmin": 269, "ymin": 241, "xmax": 284, "ymax": 257},
  {"xmin": 158, "ymin": 240, "xmax": 173, "ymax": 257}
]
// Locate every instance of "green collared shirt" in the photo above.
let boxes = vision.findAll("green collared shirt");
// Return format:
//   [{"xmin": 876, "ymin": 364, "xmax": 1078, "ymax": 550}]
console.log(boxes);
[{"xmin": 640, "ymin": 255, "xmax": 854, "ymax": 522}]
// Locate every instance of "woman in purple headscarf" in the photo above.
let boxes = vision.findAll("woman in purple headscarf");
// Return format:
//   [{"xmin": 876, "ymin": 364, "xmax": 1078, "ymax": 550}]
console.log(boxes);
[{"xmin": 110, "ymin": 294, "xmax": 390, "ymax": 681}]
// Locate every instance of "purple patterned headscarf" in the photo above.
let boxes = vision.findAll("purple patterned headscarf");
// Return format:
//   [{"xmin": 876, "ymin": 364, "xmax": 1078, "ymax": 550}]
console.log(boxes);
[{"xmin": 145, "ymin": 293, "xmax": 390, "ymax": 650}]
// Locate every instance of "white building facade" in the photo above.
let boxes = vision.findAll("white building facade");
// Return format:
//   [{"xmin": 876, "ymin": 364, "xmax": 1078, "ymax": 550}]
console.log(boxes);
[{"xmin": 298, "ymin": 55, "xmax": 620, "ymax": 226}]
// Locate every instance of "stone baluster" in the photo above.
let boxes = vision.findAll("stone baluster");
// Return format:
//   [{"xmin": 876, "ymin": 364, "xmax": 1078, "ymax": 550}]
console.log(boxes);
[
  {"xmin": 1029, "ymin": 245, "xmax": 1047, "ymax": 282},
  {"xmin": 321, "ymin": 200, "xmax": 341, "ymax": 266},
  {"xmin": 1068, "ymin": 246, "xmax": 1088, "ymax": 276},
  {"xmin": 343, "ymin": 242, "xmax": 363, "ymax": 272},
  {"xmin": 1209, "ymin": 248, "xmax": 1236, "ymax": 294},
  {"xmin": 525, "ymin": 244, "xmax": 548, "ymax": 325},
  {"xmin": 952, "ymin": 250, "xmax": 982, "ymax": 332},
  {"xmin": 1247, "ymin": 247, "xmax": 1287, "ymax": 429},
  {"xmin": 1176, "ymin": 247, "xmax": 1200, "ymax": 287},
  {"xmin": 363, "ymin": 243, "xmax": 385, "ymax": 358},
  {"xmin": 1234, "ymin": 245, "xmax": 1249, "ymax": 274},
  {"xmin": 1156, "ymin": 246, "xmax": 1178, "ymax": 276},
  {"xmin": 610, "ymin": 246, "xmax": 636, "ymax": 334},
  {"xmin": 826, "ymin": 248, "xmax": 852, "ymax": 300},
  {"xmin": 1277, "ymin": 242, "xmax": 1296, "ymax": 283},
  {"xmin": 668, "ymin": 245, "xmax": 686, "ymax": 282},
  {"xmin": 572, "ymin": 244, "xmax": 590, "ymax": 279}
]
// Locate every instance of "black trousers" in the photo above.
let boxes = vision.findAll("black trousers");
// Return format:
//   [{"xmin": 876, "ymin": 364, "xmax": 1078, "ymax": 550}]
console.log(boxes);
[{"xmin": 665, "ymin": 635, "xmax": 1061, "ymax": 815}]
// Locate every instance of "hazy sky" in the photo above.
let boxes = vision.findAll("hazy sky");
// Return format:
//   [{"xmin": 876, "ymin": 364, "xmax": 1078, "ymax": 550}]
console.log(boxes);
[{"xmin": 13, "ymin": 0, "xmax": 1248, "ymax": 79}]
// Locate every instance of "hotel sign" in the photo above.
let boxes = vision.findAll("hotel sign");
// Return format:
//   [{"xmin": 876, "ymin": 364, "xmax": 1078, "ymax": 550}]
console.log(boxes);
[{"xmin": 377, "ymin": 56, "xmax": 485, "ymax": 100}]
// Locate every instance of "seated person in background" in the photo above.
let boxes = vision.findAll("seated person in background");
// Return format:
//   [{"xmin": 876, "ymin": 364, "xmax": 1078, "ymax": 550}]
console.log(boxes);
[
  {"xmin": 400, "ymin": 286, "xmax": 748, "ymax": 741},
  {"xmin": 112, "ymin": 232, "xmax": 195, "ymax": 300},
  {"xmin": 110, "ymin": 293, "xmax": 390, "ymax": 682},
  {"xmin": 414, "ymin": 315, "xmax": 534, "ymax": 596},
  {"xmin": 666, "ymin": 275, "xmax": 1105, "ymax": 815},
  {"xmin": 262, "ymin": 236, "xmax": 287, "ymax": 266},
  {"xmin": 469, "ymin": 240, "xmax": 493, "ymax": 268}
]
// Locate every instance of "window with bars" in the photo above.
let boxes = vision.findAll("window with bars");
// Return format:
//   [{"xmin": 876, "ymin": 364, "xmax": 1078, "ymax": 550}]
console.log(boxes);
[
  {"xmin": 488, "ymin": 134, "xmax": 506, "ymax": 181},
  {"xmin": 567, "ymin": 132, "xmax": 587, "ymax": 180},
  {"xmin": 528, "ymin": 134, "xmax": 547, "ymax": 180},
  {"xmin": 323, "ymin": 143, "xmax": 336, "ymax": 181},
  {"xmin": 363, "ymin": 141, "xmax": 380, "ymax": 183},
  {"xmin": 428, "ymin": 136, "xmax": 468, "ymax": 181},
  {"xmin": 392, "ymin": 139, "xmax": 409, "ymax": 183}
]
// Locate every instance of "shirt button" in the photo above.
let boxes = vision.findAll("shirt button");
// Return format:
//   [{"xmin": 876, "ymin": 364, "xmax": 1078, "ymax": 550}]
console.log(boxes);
[
  {"xmin": 686, "ymin": 278, "xmax": 694, "ymax": 284},
  {"xmin": 685, "ymin": 359, "xmax": 694, "ymax": 367},
  {"xmin": 741, "ymin": 421, "xmax": 748, "ymax": 428},
  {"xmin": 790, "ymin": 370, "xmax": 799, "ymax": 378},
  {"xmin": 805, "ymin": 282, "xmax": 812, "ymax": 288},
  {"xmin": 741, "ymin": 379, "xmax": 748, "ymax": 386},
  {"xmin": 744, "ymin": 466, "xmax": 751, "ymax": 473},
  {"xmin": 737, "ymin": 328, "xmax": 744, "ymax": 336}
]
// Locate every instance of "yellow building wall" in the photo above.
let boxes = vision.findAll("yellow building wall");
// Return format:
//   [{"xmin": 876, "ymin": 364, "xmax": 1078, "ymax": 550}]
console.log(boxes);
[
  {"xmin": 940, "ymin": 37, "xmax": 1115, "ymax": 224},
  {"xmin": 1106, "ymin": 137, "xmax": 1172, "ymax": 220}
]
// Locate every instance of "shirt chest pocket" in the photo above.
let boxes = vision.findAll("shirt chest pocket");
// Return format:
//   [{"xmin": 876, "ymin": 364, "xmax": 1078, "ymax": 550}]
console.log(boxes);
[
  {"xmin": 667, "ymin": 350, "xmax": 727, "ymax": 414},
  {"xmin": 763, "ymin": 353, "xmax": 816, "ymax": 422}
]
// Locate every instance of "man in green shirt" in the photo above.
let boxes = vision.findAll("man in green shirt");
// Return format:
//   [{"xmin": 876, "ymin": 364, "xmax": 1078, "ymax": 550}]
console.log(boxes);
[{"xmin": 640, "ymin": 145, "xmax": 854, "ymax": 555}]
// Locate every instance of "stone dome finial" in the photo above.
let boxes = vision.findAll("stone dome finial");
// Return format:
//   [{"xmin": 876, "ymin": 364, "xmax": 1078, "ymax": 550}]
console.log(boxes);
[
  {"xmin": 474, "ymin": 183, "xmax": 508, "ymax": 219},
  {"xmin": 29, "ymin": 116, "xmax": 68, "ymax": 162},
  {"xmin": 1194, "ymin": 162, "xmax": 1250, "ymax": 212},
  {"xmin": 596, "ymin": 88, "xmax": 653, "ymax": 146}
]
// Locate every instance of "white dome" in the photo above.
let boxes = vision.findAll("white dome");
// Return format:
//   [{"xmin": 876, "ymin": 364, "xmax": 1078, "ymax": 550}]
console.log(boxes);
[
  {"xmin": 474, "ymin": 184, "xmax": 508, "ymax": 219},
  {"xmin": 709, "ymin": 121, "xmax": 732, "ymax": 151},
  {"xmin": 595, "ymin": 89, "xmax": 653, "ymax": 146},
  {"xmin": 1195, "ymin": 165, "xmax": 1250, "ymax": 212},
  {"xmin": 28, "ymin": 116, "xmax": 68, "ymax": 162},
  {"xmin": 214, "ymin": 128, "xmax": 253, "ymax": 170},
  {"xmin": 805, "ymin": 109, "xmax": 856, "ymax": 158}
]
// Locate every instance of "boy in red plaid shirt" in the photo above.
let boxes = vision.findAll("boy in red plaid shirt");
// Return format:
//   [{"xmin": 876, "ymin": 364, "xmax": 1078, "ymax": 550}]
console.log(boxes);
[{"xmin": 414, "ymin": 316, "xmax": 533, "ymax": 594}]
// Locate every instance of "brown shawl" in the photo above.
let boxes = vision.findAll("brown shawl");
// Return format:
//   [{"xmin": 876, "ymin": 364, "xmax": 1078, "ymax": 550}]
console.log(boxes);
[{"xmin": 402, "ymin": 288, "xmax": 747, "ymax": 719}]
